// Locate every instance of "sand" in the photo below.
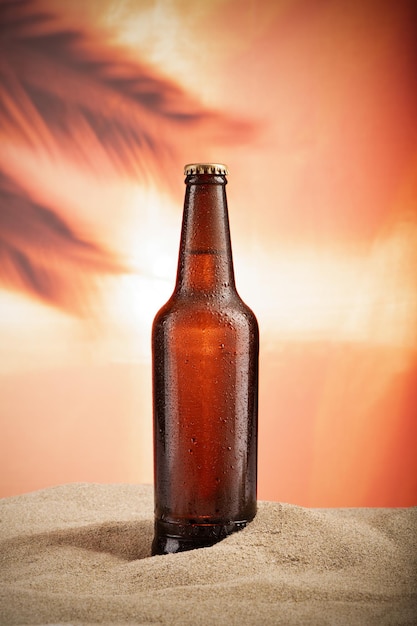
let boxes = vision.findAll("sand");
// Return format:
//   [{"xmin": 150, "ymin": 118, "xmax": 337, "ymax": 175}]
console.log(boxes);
[{"xmin": 0, "ymin": 483, "xmax": 416, "ymax": 625}]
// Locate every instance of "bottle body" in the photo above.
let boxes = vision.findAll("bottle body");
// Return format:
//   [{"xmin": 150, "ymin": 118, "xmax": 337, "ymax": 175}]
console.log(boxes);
[{"xmin": 152, "ymin": 165, "xmax": 259, "ymax": 555}]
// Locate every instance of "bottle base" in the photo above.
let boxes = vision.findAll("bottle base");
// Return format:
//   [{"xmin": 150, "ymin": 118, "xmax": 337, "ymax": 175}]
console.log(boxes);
[{"xmin": 151, "ymin": 518, "xmax": 248, "ymax": 556}]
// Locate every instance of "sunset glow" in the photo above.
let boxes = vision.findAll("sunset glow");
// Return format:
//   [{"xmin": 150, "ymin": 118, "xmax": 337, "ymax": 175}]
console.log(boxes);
[{"xmin": 1, "ymin": 0, "xmax": 416, "ymax": 506}]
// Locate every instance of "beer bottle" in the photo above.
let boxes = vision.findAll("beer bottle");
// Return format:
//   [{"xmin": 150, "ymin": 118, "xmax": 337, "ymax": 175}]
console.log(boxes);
[{"xmin": 151, "ymin": 163, "xmax": 259, "ymax": 555}]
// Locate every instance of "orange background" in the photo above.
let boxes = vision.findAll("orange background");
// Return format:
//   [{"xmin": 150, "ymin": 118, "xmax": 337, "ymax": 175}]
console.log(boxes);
[{"xmin": 0, "ymin": 0, "xmax": 416, "ymax": 506}]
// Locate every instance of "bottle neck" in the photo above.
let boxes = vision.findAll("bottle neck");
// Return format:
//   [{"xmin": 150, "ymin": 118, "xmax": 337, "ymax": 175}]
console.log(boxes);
[{"xmin": 175, "ymin": 174, "xmax": 236, "ymax": 294}]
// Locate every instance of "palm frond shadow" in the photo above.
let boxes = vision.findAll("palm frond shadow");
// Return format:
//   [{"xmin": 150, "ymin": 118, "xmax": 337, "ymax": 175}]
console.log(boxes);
[
  {"xmin": 0, "ymin": 170, "xmax": 127, "ymax": 315},
  {"xmin": 0, "ymin": 0, "xmax": 255, "ymax": 182},
  {"xmin": 0, "ymin": 0, "xmax": 256, "ymax": 313}
]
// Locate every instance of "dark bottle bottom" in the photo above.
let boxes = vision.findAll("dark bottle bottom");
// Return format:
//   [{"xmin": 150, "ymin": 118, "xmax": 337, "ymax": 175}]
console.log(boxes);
[{"xmin": 151, "ymin": 517, "xmax": 249, "ymax": 556}]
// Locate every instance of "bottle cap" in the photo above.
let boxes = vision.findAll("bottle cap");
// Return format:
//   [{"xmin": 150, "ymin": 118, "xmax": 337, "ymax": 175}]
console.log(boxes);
[{"xmin": 184, "ymin": 163, "xmax": 229, "ymax": 175}]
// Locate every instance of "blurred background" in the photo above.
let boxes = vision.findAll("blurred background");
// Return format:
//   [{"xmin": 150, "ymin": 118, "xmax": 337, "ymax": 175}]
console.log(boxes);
[{"xmin": 0, "ymin": 0, "xmax": 416, "ymax": 506}]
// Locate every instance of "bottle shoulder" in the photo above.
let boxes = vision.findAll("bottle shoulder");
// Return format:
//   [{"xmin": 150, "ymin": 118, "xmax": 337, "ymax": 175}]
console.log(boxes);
[{"xmin": 152, "ymin": 290, "xmax": 258, "ymax": 331}]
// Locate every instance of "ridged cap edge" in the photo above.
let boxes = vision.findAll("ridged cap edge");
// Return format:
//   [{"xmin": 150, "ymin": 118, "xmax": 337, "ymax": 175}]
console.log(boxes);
[{"xmin": 184, "ymin": 163, "xmax": 229, "ymax": 175}]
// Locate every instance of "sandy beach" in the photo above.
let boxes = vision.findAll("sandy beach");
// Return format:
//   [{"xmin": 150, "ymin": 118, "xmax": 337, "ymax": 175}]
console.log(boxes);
[{"xmin": 1, "ymin": 483, "xmax": 416, "ymax": 625}]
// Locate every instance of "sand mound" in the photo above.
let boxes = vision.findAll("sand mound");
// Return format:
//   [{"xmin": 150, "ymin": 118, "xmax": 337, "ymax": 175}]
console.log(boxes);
[{"xmin": 1, "ymin": 483, "xmax": 416, "ymax": 625}]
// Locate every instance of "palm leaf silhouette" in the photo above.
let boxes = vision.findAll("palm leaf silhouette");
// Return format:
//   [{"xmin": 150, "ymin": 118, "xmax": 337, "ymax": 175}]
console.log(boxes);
[
  {"xmin": 0, "ymin": 0, "xmax": 253, "ymax": 182},
  {"xmin": 0, "ymin": 0, "xmax": 255, "ymax": 314},
  {"xmin": 0, "ymin": 170, "xmax": 127, "ymax": 315}
]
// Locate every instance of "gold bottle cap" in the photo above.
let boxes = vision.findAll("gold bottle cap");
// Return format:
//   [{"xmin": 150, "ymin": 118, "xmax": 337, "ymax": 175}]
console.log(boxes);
[{"xmin": 184, "ymin": 163, "xmax": 229, "ymax": 175}]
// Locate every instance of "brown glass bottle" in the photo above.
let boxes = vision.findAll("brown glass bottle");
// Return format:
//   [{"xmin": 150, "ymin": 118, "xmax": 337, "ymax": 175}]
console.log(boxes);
[{"xmin": 151, "ymin": 163, "xmax": 258, "ymax": 555}]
